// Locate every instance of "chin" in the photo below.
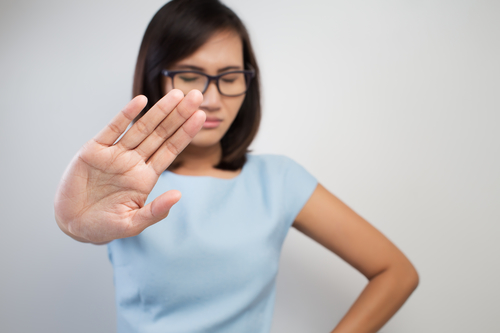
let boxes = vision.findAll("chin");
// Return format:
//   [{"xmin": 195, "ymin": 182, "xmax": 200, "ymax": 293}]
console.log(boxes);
[{"xmin": 189, "ymin": 131, "xmax": 225, "ymax": 148}]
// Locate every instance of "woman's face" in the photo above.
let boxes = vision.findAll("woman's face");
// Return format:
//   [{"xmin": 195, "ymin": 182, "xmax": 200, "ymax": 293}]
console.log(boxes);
[{"xmin": 163, "ymin": 30, "xmax": 246, "ymax": 148}]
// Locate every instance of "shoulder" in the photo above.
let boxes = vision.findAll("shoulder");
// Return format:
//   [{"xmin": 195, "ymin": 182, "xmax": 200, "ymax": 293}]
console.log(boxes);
[
  {"xmin": 246, "ymin": 153, "xmax": 302, "ymax": 172},
  {"xmin": 245, "ymin": 153, "xmax": 317, "ymax": 187},
  {"xmin": 246, "ymin": 154, "xmax": 318, "ymax": 226}
]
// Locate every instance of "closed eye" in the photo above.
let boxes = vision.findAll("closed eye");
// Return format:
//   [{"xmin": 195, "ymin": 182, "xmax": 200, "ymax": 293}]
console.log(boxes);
[{"xmin": 179, "ymin": 75, "xmax": 200, "ymax": 82}]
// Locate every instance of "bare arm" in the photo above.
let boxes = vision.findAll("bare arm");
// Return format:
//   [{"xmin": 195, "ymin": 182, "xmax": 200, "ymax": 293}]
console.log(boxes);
[
  {"xmin": 54, "ymin": 89, "xmax": 206, "ymax": 244},
  {"xmin": 293, "ymin": 184, "xmax": 419, "ymax": 333}
]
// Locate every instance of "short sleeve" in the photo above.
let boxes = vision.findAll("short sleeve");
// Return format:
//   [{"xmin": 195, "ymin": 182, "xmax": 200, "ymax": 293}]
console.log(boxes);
[{"xmin": 281, "ymin": 157, "xmax": 318, "ymax": 228}]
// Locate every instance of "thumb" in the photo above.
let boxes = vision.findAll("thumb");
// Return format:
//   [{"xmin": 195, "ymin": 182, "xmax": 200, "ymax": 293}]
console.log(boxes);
[{"xmin": 129, "ymin": 190, "xmax": 182, "ymax": 235}]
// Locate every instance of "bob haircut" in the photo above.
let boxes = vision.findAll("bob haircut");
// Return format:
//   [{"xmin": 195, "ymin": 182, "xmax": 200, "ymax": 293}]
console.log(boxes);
[{"xmin": 133, "ymin": 0, "xmax": 261, "ymax": 171}]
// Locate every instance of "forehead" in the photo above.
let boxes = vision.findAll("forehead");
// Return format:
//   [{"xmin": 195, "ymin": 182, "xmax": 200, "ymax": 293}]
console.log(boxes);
[{"xmin": 175, "ymin": 30, "xmax": 244, "ymax": 68}]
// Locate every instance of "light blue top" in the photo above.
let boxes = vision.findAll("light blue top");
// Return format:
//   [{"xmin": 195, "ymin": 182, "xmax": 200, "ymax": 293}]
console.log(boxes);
[{"xmin": 108, "ymin": 154, "xmax": 317, "ymax": 333}]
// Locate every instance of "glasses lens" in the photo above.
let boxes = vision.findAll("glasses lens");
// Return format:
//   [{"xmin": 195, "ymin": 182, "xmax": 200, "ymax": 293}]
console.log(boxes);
[
  {"xmin": 219, "ymin": 72, "xmax": 248, "ymax": 96},
  {"xmin": 173, "ymin": 72, "xmax": 208, "ymax": 95}
]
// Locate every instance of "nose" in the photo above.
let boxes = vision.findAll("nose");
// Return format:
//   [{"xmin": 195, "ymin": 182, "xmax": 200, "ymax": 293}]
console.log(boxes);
[{"xmin": 199, "ymin": 80, "xmax": 221, "ymax": 111}]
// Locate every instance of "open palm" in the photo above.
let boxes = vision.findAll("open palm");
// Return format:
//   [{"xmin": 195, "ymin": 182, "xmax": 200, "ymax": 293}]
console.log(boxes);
[{"xmin": 54, "ymin": 89, "xmax": 206, "ymax": 244}]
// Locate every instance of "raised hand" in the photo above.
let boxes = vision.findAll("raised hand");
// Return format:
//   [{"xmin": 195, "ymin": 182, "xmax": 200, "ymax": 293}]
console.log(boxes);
[{"xmin": 54, "ymin": 89, "xmax": 206, "ymax": 244}]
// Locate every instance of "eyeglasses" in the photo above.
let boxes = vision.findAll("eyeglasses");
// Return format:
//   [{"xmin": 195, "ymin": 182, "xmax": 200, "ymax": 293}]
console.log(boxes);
[{"xmin": 161, "ymin": 65, "xmax": 255, "ymax": 97}]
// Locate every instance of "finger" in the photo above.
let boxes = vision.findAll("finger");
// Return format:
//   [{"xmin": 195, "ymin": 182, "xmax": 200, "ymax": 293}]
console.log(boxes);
[
  {"xmin": 135, "ymin": 89, "xmax": 204, "ymax": 159},
  {"xmin": 117, "ymin": 89, "xmax": 185, "ymax": 150},
  {"xmin": 148, "ymin": 110, "xmax": 206, "ymax": 175},
  {"xmin": 128, "ymin": 190, "xmax": 182, "ymax": 234},
  {"xmin": 93, "ymin": 95, "xmax": 148, "ymax": 146}
]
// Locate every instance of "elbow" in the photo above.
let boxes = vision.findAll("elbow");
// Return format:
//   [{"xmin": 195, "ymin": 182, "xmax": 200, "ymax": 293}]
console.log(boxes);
[
  {"xmin": 378, "ymin": 258, "xmax": 419, "ymax": 295},
  {"xmin": 409, "ymin": 265, "xmax": 420, "ymax": 292},
  {"xmin": 400, "ymin": 259, "xmax": 420, "ymax": 294}
]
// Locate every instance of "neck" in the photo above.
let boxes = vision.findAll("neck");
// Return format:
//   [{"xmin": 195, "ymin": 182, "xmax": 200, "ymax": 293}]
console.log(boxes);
[{"xmin": 173, "ymin": 142, "xmax": 222, "ymax": 172}]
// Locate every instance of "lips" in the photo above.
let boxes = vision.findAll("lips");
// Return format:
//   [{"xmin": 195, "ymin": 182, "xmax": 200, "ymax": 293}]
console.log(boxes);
[{"xmin": 203, "ymin": 117, "xmax": 222, "ymax": 129}]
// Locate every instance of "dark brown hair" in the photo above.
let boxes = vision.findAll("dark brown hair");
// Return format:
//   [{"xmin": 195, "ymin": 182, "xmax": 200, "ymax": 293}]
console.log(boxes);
[{"xmin": 133, "ymin": 0, "xmax": 261, "ymax": 171}]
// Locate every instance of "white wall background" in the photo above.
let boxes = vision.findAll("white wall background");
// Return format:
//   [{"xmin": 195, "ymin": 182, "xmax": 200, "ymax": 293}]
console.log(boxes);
[{"xmin": 1, "ymin": 0, "xmax": 499, "ymax": 332}]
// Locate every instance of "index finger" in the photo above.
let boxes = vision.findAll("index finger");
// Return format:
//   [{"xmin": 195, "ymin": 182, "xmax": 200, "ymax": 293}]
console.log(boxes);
[
  {"xmin": 135, "ymin": 89, "xmax": 204, "ymax": 159},
  {"xmin": 93, "ymin": 95, "xmax": 148, "ymax": 146},
  {"xmin": 116, "ymin": 89, "xmax": 186, "ymax": 150}
]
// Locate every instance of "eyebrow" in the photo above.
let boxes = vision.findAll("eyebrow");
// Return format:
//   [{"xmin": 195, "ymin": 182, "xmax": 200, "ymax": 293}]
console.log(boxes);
[{"xmin": 174, "ymin": 64, "xmax": 243, "ymax": 73}]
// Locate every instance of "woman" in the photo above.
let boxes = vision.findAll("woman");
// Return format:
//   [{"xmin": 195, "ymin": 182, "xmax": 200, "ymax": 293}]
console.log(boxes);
[{"xmin": 54, "ymin": 0, "xmax": 419, "ymax": 332}]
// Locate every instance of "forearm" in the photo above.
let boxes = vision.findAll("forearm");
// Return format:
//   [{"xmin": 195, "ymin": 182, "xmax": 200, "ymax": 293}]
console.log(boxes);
[{"xmin": 330, "ymin": 262, "xmax": 419, "ymax": 333}]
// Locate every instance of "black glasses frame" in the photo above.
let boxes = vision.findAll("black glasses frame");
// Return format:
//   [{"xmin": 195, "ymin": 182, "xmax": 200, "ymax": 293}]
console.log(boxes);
[{"xmin": 161, "ymin": 65, "xmax": 255, "ymax": 97}]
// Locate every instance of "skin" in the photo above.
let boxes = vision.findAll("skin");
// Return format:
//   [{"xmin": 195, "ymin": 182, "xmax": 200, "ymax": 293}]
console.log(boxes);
[
  {"xmin": 54, "ymin": 29, "xmax": 418, "ymax": 332},
  {"xmin": 162, "ymin": 30, "xmax": 246, "ymax": 179},
  {"xmin": 294, "ymin": 187, "xmax": 419, "ymax": 333},
  {"xmin": 54, "ymin": 90, "xmax": 206, "ymax": 244}
]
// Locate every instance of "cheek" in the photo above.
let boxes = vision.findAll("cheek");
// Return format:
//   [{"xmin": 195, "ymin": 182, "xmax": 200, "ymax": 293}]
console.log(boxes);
[{"xmin": 226, "ymin": 96, "xmax": 246, "ymax": 121}]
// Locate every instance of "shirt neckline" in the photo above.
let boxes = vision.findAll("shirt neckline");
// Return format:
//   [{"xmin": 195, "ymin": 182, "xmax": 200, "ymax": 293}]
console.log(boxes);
[{"xmin": 164, "ymin": 155, "xmax": 251, "ymax": 182}]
